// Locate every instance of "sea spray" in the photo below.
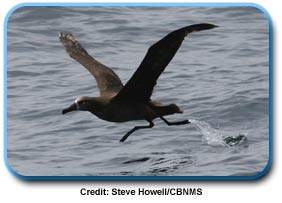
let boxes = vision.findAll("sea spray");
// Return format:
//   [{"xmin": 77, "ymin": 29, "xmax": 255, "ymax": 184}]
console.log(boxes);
[{"xmin": 189, "ymin": 119, "xmax": 247, "ymax": 147}]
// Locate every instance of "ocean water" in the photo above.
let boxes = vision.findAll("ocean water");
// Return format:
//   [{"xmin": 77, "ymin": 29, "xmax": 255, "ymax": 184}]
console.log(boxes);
[{"xmin": 6, "ymin": 6, "xmax": 270, "ymax": 177}]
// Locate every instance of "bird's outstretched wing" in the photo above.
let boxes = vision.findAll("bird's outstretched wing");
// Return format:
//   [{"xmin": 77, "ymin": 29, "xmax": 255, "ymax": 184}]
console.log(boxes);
[
  {"xmin": 59, "ymin": 32, "xmax": 123, "ymax": 97},
  {"xmin": 113, "ymin": 23, "xmax": 218, "ymax": 102}
]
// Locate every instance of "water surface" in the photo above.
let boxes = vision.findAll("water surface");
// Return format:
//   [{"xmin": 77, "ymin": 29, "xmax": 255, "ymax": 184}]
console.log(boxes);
[{"xmin": 7, "ymin": 6, "xmax": 270, "ymax": 177}]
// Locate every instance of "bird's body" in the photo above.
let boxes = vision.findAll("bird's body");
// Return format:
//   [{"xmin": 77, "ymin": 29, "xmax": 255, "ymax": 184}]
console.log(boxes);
[
  {"xmin": 67, "ymin": 95, "xmax": 181, "ymax": 123},
  {"xmin": 60, "ymin": 23, "xmax": 218, "ymax": 142},
  {"xmin": 95, "ymin": 100, "xmax": 181, "ymax": 123}
]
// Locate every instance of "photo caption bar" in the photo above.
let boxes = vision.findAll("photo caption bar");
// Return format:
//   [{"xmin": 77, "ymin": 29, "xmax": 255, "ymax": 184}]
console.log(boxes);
[{"xmin": 80, "ymin": 187, "xmax": 203, "ymax": 196}]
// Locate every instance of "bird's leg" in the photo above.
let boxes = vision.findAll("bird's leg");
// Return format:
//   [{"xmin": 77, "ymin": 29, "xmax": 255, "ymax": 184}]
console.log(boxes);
[
  {"xmin": 160, "ymin": 116, "xmax": 190, "ymax": 126},
  {"xmin": 119, "ymin": 121, "xmax": 154, "ymax": 142}
]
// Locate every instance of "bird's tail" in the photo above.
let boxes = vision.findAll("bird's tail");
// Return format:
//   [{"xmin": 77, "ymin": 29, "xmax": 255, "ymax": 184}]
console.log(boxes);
[{"xmin": 154, "ymin": 103, "xmax": 183, "ymax": 116}]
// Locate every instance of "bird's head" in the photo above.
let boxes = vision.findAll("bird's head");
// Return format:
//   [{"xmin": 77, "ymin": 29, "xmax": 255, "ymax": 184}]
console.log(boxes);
[{"xmin": 62, "ymin": 96, "xmax": 94, "ymax": 114}]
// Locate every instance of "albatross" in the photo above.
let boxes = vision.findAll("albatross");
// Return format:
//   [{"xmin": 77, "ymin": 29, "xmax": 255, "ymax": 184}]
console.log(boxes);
[{"xmin": 59, "ymin": 23, "xmax": 218, "ymax": 142}]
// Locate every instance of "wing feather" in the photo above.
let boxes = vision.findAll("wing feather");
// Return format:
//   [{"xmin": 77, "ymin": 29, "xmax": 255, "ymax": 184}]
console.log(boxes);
[
  {"xmin": 113, "ymin": 23, "xmax": 218, "ymax": 101},
  {"xmin": 59, "ymin": 32, "xmax": 123, "ymax": 97}
]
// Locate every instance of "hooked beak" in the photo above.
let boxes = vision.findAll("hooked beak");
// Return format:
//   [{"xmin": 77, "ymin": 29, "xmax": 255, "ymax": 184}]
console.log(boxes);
[{"xmin": 62, "ymin": 103, "xmax": 77, "ymax": 114}]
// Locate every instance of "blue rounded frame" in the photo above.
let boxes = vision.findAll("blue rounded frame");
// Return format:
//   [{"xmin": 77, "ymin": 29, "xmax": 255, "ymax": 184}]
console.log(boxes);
[{"xmin": 3, "ymin": 2, "xmax": 273, "ymax": 181}]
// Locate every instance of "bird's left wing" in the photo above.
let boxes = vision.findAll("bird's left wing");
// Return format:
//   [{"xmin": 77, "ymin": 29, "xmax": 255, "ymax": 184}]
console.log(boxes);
[{"xmin": 113, "ymin": 23, "xmax": 218, "ymax": 102}]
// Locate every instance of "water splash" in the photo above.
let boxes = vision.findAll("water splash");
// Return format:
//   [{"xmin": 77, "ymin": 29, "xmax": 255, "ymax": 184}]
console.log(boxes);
[{"xmin": 189, "ymin": 119, "xmax": 247, "ymax": 147}]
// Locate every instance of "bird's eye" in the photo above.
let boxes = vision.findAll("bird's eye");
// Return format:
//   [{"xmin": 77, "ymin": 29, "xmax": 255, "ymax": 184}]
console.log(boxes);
[{"xmin": 79, "ymin": 101, "xmax": 86, "ymax": 105}]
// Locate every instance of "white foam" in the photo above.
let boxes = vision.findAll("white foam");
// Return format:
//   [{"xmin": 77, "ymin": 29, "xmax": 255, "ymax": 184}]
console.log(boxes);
[
  {"xmin": 190, "ymin": 119, "xmax": 248, "ymax": 147},
  {"xmin": 189, "ymin": 119, "xmax": 229, "ymax": 147}
]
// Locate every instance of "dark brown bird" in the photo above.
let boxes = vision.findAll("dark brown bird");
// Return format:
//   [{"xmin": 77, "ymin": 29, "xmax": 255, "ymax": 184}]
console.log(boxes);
[{"xmin": 59, "ymin": 23, "xmax": 218, "ymax": 142}]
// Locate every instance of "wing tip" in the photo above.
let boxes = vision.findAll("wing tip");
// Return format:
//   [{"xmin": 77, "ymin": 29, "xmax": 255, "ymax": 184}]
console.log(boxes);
[
  {"xmin": 59, "ymin": 32, "xmax": 86, "ymax": 56},
  {"xmin": 59, "ymin": 31, "xmax": 76, "ymax": 44},
  {"xmin": 190, "ymin": 23, "xmax": 219, "ymax": 32}
]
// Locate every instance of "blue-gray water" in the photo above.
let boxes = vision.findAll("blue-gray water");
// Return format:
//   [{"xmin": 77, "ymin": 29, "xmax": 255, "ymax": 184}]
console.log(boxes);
[{"xmin": 7, "ymin": 6, "xmax": 270, "ymax": 177}]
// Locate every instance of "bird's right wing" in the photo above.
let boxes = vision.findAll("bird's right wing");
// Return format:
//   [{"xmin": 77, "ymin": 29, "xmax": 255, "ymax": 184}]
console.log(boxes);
[
  {"xmin": 59, "ymin": 32, "xmax": 124, "ymax": 97},
  {"xmin": 113, "ymin": 23, "xmax": 218, "ymax": 102}
]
